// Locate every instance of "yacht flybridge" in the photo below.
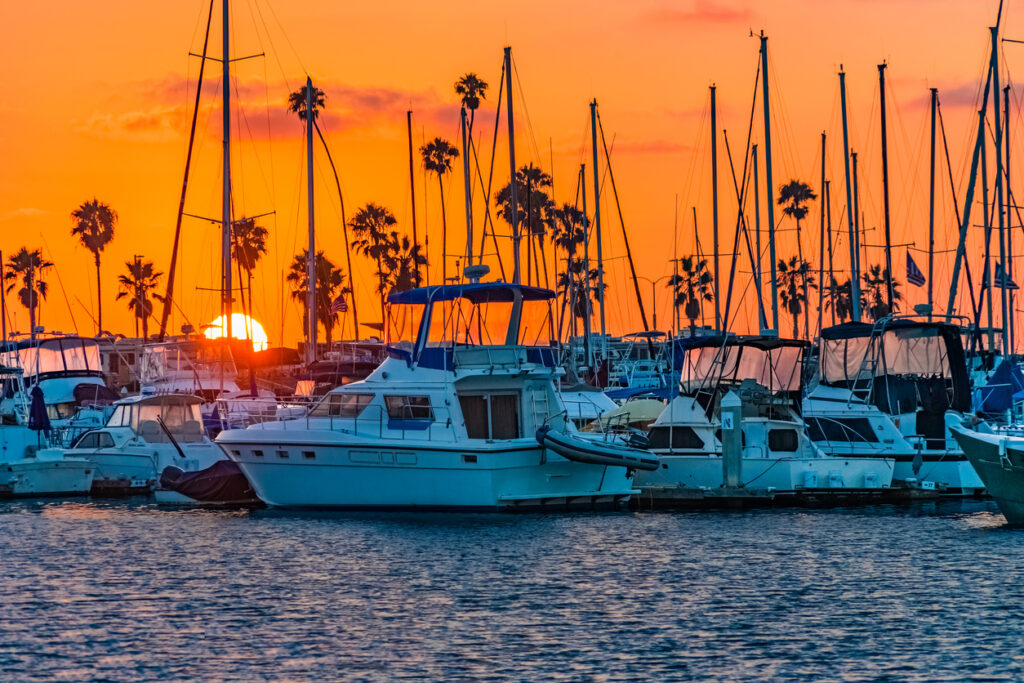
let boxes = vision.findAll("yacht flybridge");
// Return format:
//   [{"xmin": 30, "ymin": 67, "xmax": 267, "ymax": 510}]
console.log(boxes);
[
  {"xmin": 637, "ymin": 335, "xmax": 894, "ymax": 500},
  {"xmin": 218, "ymin": 282, "xmax": 655, "ymax": 510},
  {"xmin": 804, "ymin": 318, "xmax": 983, "ymax": 494}
]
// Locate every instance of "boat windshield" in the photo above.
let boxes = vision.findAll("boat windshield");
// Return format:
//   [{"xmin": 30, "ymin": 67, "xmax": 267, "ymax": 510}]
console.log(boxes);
[
  {"xmin": 821, "ymin": 326, "xmax": 953, "ymax": 385},
  {"xmin": 3, "ymin": 338, "xmax": 101, "ymax": 378},
  {"xmin": 107, "ymin": 398, "xmax": 203, "ymax": 437},
  {"xmin": 391, "ymin": 298, "xmax": 555, "ymax": 347},
  {"xmin": 682, "ymin": 342, "xmax": 803, "ymax": 393}
]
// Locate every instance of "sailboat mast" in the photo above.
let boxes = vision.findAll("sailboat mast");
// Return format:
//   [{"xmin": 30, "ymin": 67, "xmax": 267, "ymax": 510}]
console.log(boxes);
[
  {"xmin": 305, "ymin": 78, "xmax": 317, "ymax": 364},
  {"xmin": 852, "ymin": 151, "xmax": 861, "ymax": 285},
  {"xmin": 711, "ymin": 85, "xmax": 721, "ymax": 331},
  {"xmin": 590, "ymin": 99, "xmax": 606, "ymax": 358},
  {"xmin": 759, "ymin": 32, "xmax": 780, "ymax": 335},
  {"xmin": 818, "ymin": 132, "xmax": 826, "ymax": 335},
  {"xmin": 753, "ymin": 143, "xmax": 764, "ymax": 332},
  {"xmin": 407, "ymin": 111, "xmax": 419, "ymax": 283},
  {"xmin": 991, "ymin": 26, "xmax": 1009, "ymax": 357},
  {"xmin": 580, "ymin": 163, "xmax": 594, "ymax": 372},
  {"xmin": 826, "ymin": 180, "xmax": 835, "ymax": 326},
  {"xmin": 461, "ymin": 107, "xmax": 473, "ymax": 268},
  {"xmin": 1006, "ymin": 85, "xmax": 1015, "ymax": 353},
  {"xmin": 221, "ymin": 0, "xmax": 232, "ymax": 342},
  {"xmin": 928, "ymin": 88, "xmax": 937, "ymax": 316},
  {"xmin": 839, "ymin": 67, "xmax": 862, "ymax": 321},
  {"xmin": 504, "ymin": 47, "xmax": 520, "ymax": 285},
  {"xmin": 878, "ymin": 63, "xmax": 894, "ymax": 308}
]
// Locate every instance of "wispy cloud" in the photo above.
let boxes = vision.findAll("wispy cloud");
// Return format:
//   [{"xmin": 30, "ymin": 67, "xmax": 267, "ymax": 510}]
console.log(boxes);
[
  {"xmin": 1, "ymin": 208, "xmax": 54, "ymax": 220},
  {"xmin": 80, "ymin": 75, "xmax": 463, "ymax": 141},
  {"xmin": 908, "ymin": 81, "xmax": 983, "ymax": 110},
  {"xmin": 641, "ymin": 0, "xmax": 753, "ymax": 25}
]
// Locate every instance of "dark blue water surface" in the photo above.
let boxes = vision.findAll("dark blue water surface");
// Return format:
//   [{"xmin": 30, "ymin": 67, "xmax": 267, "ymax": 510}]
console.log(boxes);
[{"xmin": 0, "ymin": 499, "xmax": 1022, "ymax": 681}]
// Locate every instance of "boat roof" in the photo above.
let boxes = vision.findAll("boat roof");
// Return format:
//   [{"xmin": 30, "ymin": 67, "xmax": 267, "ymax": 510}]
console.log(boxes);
[
  {"xmin": 387, "ymin": 282, "xmax": 555, "ymax": 305},
  {"xmin": 685, "ymin": 334, "xmax": 808, "ymax": 351},
  {"xmin": 114, "ymin": 393, "xmax": 203, "ymax": 407},
  {"xmin": 0, "ymin": 335, "xmax": 99, "ymax": 351},
  {"xmin": 820, "ymin": 319, "xmax": 960, "ymax": 341}
]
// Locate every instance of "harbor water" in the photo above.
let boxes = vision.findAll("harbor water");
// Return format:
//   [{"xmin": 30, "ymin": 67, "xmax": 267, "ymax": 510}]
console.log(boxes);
[{"xmin": 1, "ymin": 499, "xmax": 1022, "ymax": 681}]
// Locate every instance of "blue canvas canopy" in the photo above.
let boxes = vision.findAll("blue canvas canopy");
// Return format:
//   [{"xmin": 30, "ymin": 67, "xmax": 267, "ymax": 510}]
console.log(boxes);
[{"xmin": 388, "ymin": 282, "xmax": 554, "ymax": 305}]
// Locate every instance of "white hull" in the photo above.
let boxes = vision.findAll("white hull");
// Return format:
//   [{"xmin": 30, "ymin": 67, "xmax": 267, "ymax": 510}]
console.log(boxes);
[
  {"xmin": 638, "ymin": 454, "xmax": 894, "ymax": 494},
  {"xmin": 224, "ymin": 435, "xmax": 635, "ymax": 510},
  {"xmin": 0, "ymin": 451, "xmax": 94, "ymax": 497}
]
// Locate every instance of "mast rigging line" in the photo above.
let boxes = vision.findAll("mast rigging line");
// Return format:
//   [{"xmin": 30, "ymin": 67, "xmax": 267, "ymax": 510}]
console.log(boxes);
[
  {"xmin": 159, "ymin": 0, "xmax": 215, "ymax": 341},
  {"xmin": 595, "ymin": 111, "xmax": 653, "ymax": 348}
]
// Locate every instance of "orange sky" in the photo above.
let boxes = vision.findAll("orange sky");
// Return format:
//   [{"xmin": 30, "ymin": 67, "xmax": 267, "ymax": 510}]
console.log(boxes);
[{"xmin": 0, "ymin": 0, "xmax": 1016, "ymax": 347}]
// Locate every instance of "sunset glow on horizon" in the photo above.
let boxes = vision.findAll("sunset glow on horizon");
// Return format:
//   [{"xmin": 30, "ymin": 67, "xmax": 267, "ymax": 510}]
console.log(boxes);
[{"xmin": 0, "ymin": 0, "xmax": 1016, "ymax": 346}]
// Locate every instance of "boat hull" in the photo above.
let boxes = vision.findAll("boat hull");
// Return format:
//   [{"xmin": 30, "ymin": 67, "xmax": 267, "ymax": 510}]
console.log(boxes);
[
  {"xmin": 0, "ymin": 451, "xmax": 95, "ymax": 497},
  {"xmin": 220, "ymin": 432, "xmax": 636, "ymax": 510},
  {"xmin": 637, "ymin": 453, "xmax": 894, "ymax": 496},
  {"xmin": 952, "ymin": 426, "xmax": 1024, "ymax": 524}
]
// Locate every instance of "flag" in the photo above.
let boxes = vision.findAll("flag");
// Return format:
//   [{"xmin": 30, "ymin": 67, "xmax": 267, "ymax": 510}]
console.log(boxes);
[
  {"xmin": 995, "ymin": 262, "xmax": 1019, "ymax": 290},
  {"xmin": 331, "ymin": 295, "xmax": 348, "ymax": 314},
  {"xmin": 906, "ymin": 251, "xmax": 926, "ymax": 287}
]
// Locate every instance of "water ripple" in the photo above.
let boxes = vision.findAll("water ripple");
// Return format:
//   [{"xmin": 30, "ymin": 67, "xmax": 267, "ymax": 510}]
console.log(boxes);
[{"xmin": 0, "ymin": 499, "xmax": 1020, "ymax": 681}]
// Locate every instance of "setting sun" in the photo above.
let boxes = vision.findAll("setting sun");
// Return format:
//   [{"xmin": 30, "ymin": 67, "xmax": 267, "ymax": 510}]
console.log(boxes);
[{"xmin": 203, "ymin": 313, "xmax": 269, "ymax": 351}]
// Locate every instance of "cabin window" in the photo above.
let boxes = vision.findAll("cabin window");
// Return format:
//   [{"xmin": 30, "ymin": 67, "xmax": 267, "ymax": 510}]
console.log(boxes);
[
  {"xmin": 311, "ymin": 393, "xmax": 374, "ymax": 418},
  {"xmin": 96, "ymin": 432, "xmax": 115, "ymax": 449},
  {"xmin": 458, "ymin": 393, "xmax": 521, "ymax": 440},
  {"xmin": 74, "ymin": 432, "xmax": 98, "ymax": 449},
  {"xmin": 646, "ymin": 426, "xmax": 705, "ymax": 450},
  {"xmin": 805, "ymin": 417, "xmax": 880, "ymax": 443},
  {"xmin": 768, "ymin": 429, "xmax": 799, "ymax": 452},
  {"xmin": 385, "ymin": 396, "xmax": 434, "ymax": 421},
  {"xmin": 253, "ymin": 450, "xmax": 264, "ymax": 457}
]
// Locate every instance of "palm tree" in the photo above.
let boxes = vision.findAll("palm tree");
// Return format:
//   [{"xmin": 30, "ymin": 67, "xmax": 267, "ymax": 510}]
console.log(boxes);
[
  {"xmin": 496, "ymin": 164, "xmax": 554, "ymax": 285},
  {"xmin": 3, "ymin": 248, "xmax": 52, "ymax": 340},
  {"xmin": 116, "ymin": 259, "xmax": 163, "ymax": 340},
  {"xmin": 71, "ymin": 198, "xmax": 117, "ymax": 333},
  {"xmin": 350, "ymin": 203, "xmax": 400, "ymax": 325},
  {"xmin": 421, "ymin": 138, "xmax": 459, "ymax": 284},
  {"xmin": 286, "ymin": 250, "xmax": 349, "ymax": 349},
  {"xmin": 391, "ymin": 235, "xmax": 427, "ymax": 293},
  {"xmin": 454, "ymin": 73, "xmax": 488, "ymax": 132},
  {"xmin": 777, "ymin": 256, "xmax": 816, "ymax": 339},
  {"xmin": 287, "ymin": 84, "xmax": 325, "ymax": 121},
  {"xmin": 861, "ymin": 264, "xmax": 902, "ymax": 321},
  {"xmin": 669, "ymin": 256, "xmax": 713, "ymax": 337},
  {"xmin": 777, "ymin": 181, "xmax": 816, "ymax": 338},
  {"xmin": 825, "ymin": 277, "xmax": 854, "ymax": 323},
  {"xmin": 231, "ymin": 217, "xmax": 268, "ymax": 334}
]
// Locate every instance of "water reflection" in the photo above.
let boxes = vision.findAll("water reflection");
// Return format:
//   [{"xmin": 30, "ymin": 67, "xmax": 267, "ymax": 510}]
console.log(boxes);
[{"xmin": 0, "ymin": 499, "xmax": 1020, "ymax": 681}]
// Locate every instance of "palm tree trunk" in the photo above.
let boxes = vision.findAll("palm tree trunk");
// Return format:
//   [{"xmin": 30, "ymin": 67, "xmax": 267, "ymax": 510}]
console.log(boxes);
[
  {"xmin": 792, "ymin": 309, "xmax": 799, "ymax": 339},
  {"xmin": 94, "ymin": 253, "xmax": 102, "ymax": 333},
  {"xmin": 438, "ymin": 175, "xmax": 447, "ymax": 284},
  {"xmin": 376, "ymin": 255, "xmax": 386, "ymax": 331},
  {"xmin": 28, "ymin": 270, "xmax": 36, "ymax": 342}
]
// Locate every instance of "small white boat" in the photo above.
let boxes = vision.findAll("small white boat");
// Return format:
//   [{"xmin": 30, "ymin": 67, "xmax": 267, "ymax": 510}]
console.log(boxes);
[
  {"xmin": 0, "ymin": 360, "xmax": 95, "ymax": 497},
  {"xmin": 62, "ymin": 392, "xmax": 245, "ymax": 502}
]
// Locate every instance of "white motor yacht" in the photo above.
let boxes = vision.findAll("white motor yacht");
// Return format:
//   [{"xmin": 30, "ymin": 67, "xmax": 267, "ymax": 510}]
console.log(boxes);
[
  {"xmin": 218, "ymin": 282, "xmax": 657, "ymax": 510},
  {"xmin": 637, "ymin": 335, "xmax": 894, "ymax": 499},
  {"xmin": 804, "ymin": 318, "xmax": 983, "ymax": 494}
]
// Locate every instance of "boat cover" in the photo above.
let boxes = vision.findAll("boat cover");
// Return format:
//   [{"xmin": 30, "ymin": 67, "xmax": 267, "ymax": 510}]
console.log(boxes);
[{"xmin": 159, "ymin": 460, "xmax": 260, "ymax": 505}]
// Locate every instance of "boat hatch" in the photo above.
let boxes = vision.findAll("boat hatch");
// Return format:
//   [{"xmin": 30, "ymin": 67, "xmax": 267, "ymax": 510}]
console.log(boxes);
[{"xmin": 458, "ymin": 393, "xmax": 521, "ymax": 439}]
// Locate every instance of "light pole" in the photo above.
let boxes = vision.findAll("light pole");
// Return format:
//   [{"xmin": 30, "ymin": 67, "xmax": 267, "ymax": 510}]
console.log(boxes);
[{"xmin": 636, "ymin": 275, "xmax": 672, "ymax": 334}]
